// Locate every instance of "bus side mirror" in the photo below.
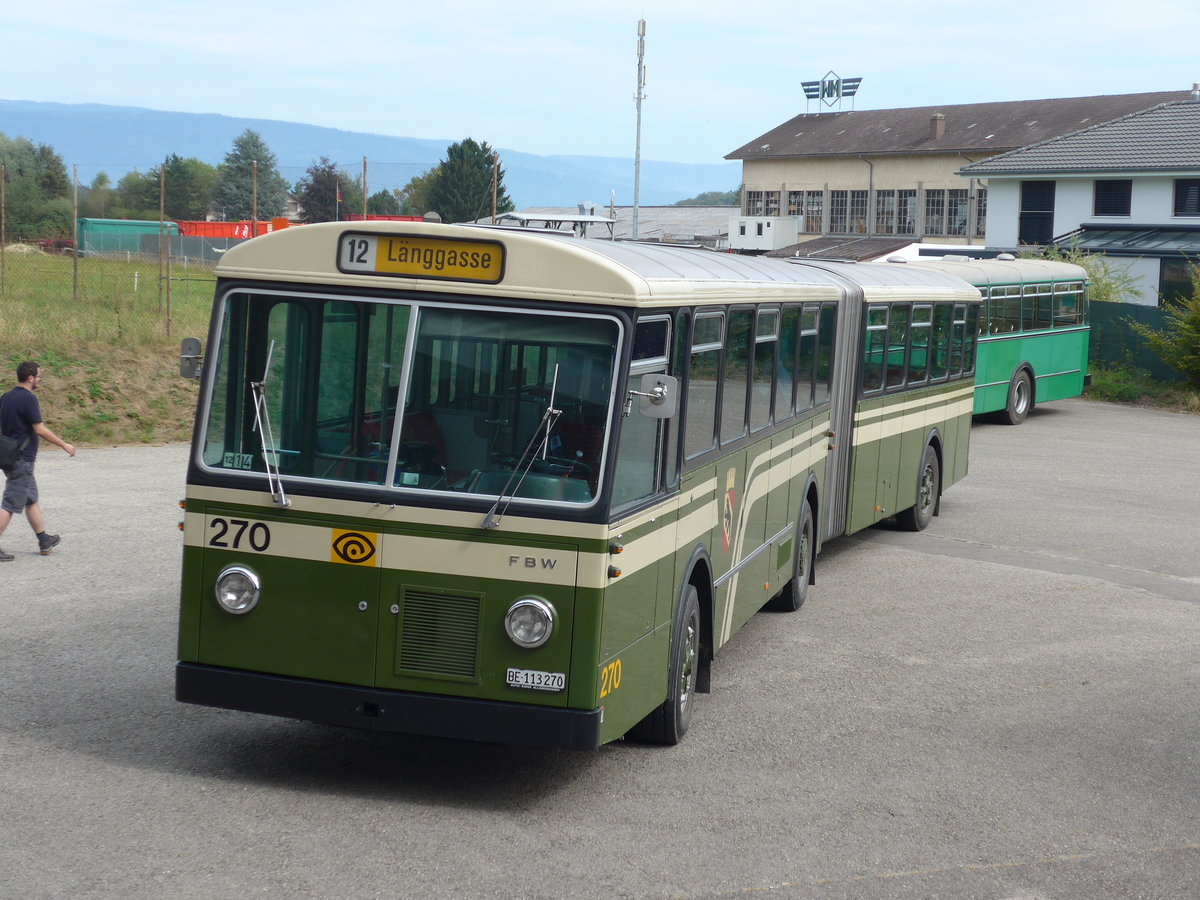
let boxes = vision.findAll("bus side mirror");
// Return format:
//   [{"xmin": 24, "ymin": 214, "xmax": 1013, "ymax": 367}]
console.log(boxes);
[
  {"xmin": 180, "ymin": 337, "xmax": 203, "ymax": 379},
  {"xmin": 626, "ymin": 373, "xmax": 678, "ymax": 419}
]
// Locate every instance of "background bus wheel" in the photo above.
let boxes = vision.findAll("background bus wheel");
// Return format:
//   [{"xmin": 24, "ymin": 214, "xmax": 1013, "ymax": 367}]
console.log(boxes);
[
  {"xmin": 898, "ymin": 444, "xmax": 940, "ymax": 532},
  {"xmin": 628, "ymin": 585, "xmax": 700, "ymax": 745},
  {"xmin": 1000, "ymin": 370, "xmax": 1032, "ymax": 425},
  {"xmin": 767, "ymin": 500, "xmax": 813, "ymax": 612}
]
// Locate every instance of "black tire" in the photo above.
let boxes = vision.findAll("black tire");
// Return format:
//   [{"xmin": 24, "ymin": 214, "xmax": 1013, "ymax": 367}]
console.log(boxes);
[
  {"xmin": 766, "ymin": 499, "xmax": 814, "ymax": 612},
  {"xmin": 628, "ymin": 585, "xmax": 700, "ymax": 745},
  {"xmin": 1000, "ymin": 370, "xmax": 1032, "ymax": 425},
  {"xmin": 898, "ymin": 443, "xmax": 940, "ymax": 532}
]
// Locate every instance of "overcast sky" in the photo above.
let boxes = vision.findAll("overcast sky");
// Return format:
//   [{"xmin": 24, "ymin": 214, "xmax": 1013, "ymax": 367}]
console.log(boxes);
[{"xmin": 4, "ymin": 0, "xmax": 1198, "ymax": 165}]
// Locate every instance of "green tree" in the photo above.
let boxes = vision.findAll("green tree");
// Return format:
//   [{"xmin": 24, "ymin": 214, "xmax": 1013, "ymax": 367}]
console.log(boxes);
[
  {"xmin": 294, "ymin": 156, "xmax": 357, "ymax": 223},
  {"xmin": 424, "ymin": 139, "xmax": 514, "ymax": 223},
  {"xmin": 113, "ymin": 168, "xmax": 160, "ymax": 220},
  {"xmin": 1130, "ymin": 264, "xmax": 1200, "ymax": 389},
  {"xmin": 675, "ymin": 188, "xmax": 741, "ymax": 206},
  {"xmin": 0, "ymin": 132, "xmax": 72, "ymax": 239},
  {"xmin": 163, "ymin": 154, "xmax": 217, "ymax": 220},
  {"xmin": 210, "ymin": 129, "xmax": 289, "ymax": 220},
  {"xmin": 79, "ymin": 172, "xmax": 114, "ymax": 219},
  {"xmin": 396, "ymin": 167, "xmax": 439, "ymax": 216},
  {"xmin": 367, "ymin": 188, "xmax": 401, "ymax": 216}
]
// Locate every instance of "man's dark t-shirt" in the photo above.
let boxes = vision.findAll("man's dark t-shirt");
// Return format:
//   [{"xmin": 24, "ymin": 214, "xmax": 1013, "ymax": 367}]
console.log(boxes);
[{"xmin": 0, "ymin": 388, "xmax": 42, "ymax": 462}]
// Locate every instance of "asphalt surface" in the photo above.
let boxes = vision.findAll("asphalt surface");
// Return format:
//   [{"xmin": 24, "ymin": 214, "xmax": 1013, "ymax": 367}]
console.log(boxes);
[{"xmin": 1, "ymin": 398, "xmax": 1197, "ymax": 899}]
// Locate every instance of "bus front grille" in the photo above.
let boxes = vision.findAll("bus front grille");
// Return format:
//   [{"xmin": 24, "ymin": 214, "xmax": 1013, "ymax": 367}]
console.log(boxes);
[{"xmin": 397, "ymin": 588, "xmax": 481, "ymax": 680}]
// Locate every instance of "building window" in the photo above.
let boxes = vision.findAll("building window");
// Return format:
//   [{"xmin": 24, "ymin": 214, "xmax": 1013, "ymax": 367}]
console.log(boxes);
[
  {"xmin": 975, "ymin": 189, "xmax": 988, "ymax": 238},
  {"xmin": 1018, "ymin": 181, "xmax": 1056, "ymax": 245},
  {"xmin": 924, "ymin": 190, "xmax": 946, "ymax": 235},
  {"xmin": 803, "ymin": 191, "xmax": 824, "ymax": 233},
  {"xmin": 849, "ymin": 190, "xmax": 869, "ymax": 233},
  {"xmin": 897, "ymin": 190, "xmax": 917, "ymax": 235},
  {"xmin": 1174, "ymin": 179, "xmax": 1200, "ymax": 217},
  {"xmin": 830, "ymin": 190, "xmax": 849, "ymax": 233},
  {"xmin": 787, "ymin": 191, "xmax": 803, "ymax": 216},
  {"xmin": 1094, "ymin": 180, "xmax": 1132, "ymax": 216},
  {"xmin": 764, "ymin": 191, "xmax": 781, "ymax": 216},
  {"xmin": 1161, "ymin": 260, "xmax": 1194, "ymax": 304},
  {"xmin": 746, "ymin": 191, "xmax": 764, "ymax": 215},
  {"xmin": 876, "ymin": 190, "xmax": 897, "ymax": 234},
  {"xmin": 947, "ymin": 189, "xmax": 969, "ymax": 236}
]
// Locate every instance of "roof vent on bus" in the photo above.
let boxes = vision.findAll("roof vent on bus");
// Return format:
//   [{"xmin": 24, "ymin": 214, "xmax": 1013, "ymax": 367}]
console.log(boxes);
[
  {"xmin": 886, "ymin": 256, "xmax": 908, "ymax": 263},
  {"xmin": 996, "ymin": 252, "xmax": 1016, "ymax": 260}
]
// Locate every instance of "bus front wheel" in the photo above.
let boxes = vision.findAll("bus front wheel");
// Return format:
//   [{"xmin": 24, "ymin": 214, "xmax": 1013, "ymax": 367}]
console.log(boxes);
[
  {"xmin": 628, "ymin": 585, "xmax": 700, "ymax": 745},
  {"xmin": 898, "ymin": 444, "xmax": 940, "ymax": 532},
  {"xmin": 1000, "ymin": 370, "xmax": 1032, "ymax": 425}
]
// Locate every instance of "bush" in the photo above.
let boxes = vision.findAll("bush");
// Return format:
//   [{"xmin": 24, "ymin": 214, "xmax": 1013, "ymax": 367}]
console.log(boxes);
[{"xmin": 1129, "ymin": 264, "xmax": 1200, "ymax": 389}]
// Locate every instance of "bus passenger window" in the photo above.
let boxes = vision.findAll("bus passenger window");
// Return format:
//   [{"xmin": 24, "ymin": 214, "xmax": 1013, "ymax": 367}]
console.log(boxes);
[
  {"xmin": 815, "ymin": 304, "xmax": 836, "ymax": 406},
  {"xmin": 930, "ymin": 304, "xmax": 952, "ymax": 380},
  {"xmin": 885, "ymin": 304, "xmax": 910, "ymax": 389},
  {"xmin": 796, "ymin": 306, "xmax": 818, "ymax": 413},
  {"xmin": 685, "ymin": 313, "xmax": 723, "ymax": 458},
  {"xmin": 775, "ymin": 307, "xmax": 799, "ymax": 422},
  {"xmin": 721, "ymin": 309, "xmax": 752, "ymax": 444},
  {"xmin": 750, "ymin": 310, "xmax": 777, "ymax": 432},
  {"xmin": 862, "ymin": 306, "xmax": 888, "ymax": 393},
  {"xmin": 908, "ymin": 305, "xmax": 932, "ymax": 384}
]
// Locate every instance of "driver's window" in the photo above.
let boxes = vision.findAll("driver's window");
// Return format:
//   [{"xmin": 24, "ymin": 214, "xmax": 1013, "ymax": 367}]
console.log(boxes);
[{"xmin": 611, "ymin": 316, "xmax": 670, "ymax": 510}]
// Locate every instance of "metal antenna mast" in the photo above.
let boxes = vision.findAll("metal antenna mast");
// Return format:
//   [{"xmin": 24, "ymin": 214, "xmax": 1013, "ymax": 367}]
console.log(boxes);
[{"xmin": 632, "ymin": 19, "xmax": 646, "ymax": 241}]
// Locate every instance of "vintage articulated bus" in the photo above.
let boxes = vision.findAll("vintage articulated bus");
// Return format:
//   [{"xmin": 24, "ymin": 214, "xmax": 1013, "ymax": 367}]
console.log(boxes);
[
  {"xmin": 894, "ymin": 255, "xmax": 1089, "ymax": 424},
  {"xmin": 176, "ymin": 222, "xmax": 980, "ymax": 749}
]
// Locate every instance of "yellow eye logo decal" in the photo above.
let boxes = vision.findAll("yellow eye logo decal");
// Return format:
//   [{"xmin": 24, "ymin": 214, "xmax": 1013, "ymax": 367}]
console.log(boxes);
[{"xmin": 331, "ymin": 530, "xmax": 378, "ymax": 566}]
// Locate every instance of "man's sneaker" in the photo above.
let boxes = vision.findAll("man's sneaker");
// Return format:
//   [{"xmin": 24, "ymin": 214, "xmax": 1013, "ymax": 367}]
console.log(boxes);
[
  {"xmin": 38, "ymin": 534, "xmax": 61, "ymax": 555},
  {"xmin": 0, "ymin": 547, "xmax": 13, "ymax": 562}
]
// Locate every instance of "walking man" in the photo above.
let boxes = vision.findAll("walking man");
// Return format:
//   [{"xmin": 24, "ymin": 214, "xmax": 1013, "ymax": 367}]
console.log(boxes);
[{"xmin": 0, "ymin": 361, "xmax": 76, "ymax": 561}]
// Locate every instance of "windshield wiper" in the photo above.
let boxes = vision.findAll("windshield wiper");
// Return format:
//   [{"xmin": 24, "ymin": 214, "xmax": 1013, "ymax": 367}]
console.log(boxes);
[
  {"xmin": 249, "ymin": 340, "xmax": 291, "ymax": 508},
  {"xmin": 480, "ymin": 365, "xmax": 562, "ymax": 529}
]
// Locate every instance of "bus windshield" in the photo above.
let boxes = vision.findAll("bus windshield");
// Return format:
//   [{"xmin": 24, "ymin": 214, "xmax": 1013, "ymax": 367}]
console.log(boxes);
[{"xmin": 200, "ymin": 291, "xmax": 619, "ymax": 504}]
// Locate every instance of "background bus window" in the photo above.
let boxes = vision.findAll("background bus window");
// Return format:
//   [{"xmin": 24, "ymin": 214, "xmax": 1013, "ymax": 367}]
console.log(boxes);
[
  {"xmin": 989, "ymin": 287, "xmax": 1021, "ymax": 334},
  {"xmin": 685, "ymin": 313, "xmax": 723, "ymax": 458},
  {"xmin": 721, "ymin": 309, "xmax": 752, "ymax": 444},
  {"xmin": 1054, "ymin": 283, "xmax": 1082, "ymax": 326}
]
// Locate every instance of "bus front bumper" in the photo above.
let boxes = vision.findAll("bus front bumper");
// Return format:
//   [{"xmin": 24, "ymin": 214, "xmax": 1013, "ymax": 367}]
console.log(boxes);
[{"xmin": 176, "ymin": 662, "xmax": 604, "ymax": 751}]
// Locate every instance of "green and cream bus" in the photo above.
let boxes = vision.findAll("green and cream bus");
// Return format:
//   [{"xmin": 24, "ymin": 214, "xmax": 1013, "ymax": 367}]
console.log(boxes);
[
  {"xmin": 892, "ymin": 255, "xmax": 1089, "ymax": 424},
  {"xmin": 176, "ymin": 222, "xmax": 980, "ymax": 749}
]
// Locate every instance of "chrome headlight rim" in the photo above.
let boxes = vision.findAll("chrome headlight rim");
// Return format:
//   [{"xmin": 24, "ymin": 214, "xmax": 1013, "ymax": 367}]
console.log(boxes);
[
  {"xmin": 214, "ymin": 564, "xmax": 261, "ymax": 615},
  {"xmin": 504, "ymin": 597, "xmax": 555, "ymax": 649}
]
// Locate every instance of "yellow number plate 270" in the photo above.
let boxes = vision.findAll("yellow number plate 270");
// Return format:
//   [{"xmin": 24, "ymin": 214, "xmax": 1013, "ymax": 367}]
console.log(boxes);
[{"xmin": 338, "ymin": 232, "xmax": 505, "ymax": 283}]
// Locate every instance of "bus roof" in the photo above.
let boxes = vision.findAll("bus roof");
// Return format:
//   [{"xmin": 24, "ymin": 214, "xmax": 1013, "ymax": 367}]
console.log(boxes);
[
  {"xmin": 214, "ymin": 221, "xmax": 980, "ymax": 308},
  {"xmin": 890, "ymin": 255, "xmax": 1088, "ymax": 287}
]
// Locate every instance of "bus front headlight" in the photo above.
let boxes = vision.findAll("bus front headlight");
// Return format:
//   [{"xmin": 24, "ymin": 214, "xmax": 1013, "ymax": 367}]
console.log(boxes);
[
  {"xmin": 504, "ymin": 597, "xmax": 554, "ymax": 648},
  {"xmin": 214, "ymin": 565, "xmax": 261, "ymax": 615}
]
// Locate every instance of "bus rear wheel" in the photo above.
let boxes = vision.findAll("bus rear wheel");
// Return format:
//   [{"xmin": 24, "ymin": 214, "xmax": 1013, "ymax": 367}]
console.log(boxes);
[
  {"xmin": 898, "ymin": 444, "xmax": 940, "ymax": 532},
  {"xmin": 628, "ymin": 584, "xmax": 700, "ymax": 745},
  {"xmin": 767, "ymin": 499, "xmax": 813, "ymax": 612},
  {"xmin": 1000, "ymin": 370, "xmax": 1032, "ymax": 425}
]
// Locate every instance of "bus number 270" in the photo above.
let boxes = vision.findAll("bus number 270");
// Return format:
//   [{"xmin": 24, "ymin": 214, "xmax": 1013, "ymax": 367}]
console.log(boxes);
[
  {"xmin": 208, "ymin": 517, "xmax": 271, "ymax": 552},
  {"xmin": 600, "ymin": 658, "xmax": 622, "ymax": 699}
]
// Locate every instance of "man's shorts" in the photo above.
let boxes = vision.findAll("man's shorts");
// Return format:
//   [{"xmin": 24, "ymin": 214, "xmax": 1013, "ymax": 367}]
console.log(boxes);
[{"xmin": 1, "ymin": 459, "xmax": 38, "ymax": 514}]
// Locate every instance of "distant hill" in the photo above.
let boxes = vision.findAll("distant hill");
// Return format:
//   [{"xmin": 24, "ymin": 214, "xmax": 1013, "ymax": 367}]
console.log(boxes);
[{"xmin": 0, "ymin": 99, "xmax": 740, "ymax": 207}]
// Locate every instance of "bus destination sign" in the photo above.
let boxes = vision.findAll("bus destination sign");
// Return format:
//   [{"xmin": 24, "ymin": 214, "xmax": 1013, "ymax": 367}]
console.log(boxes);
[{"xmin": 337, "ymin": 232, "xmax": 505, "ymax": 283}]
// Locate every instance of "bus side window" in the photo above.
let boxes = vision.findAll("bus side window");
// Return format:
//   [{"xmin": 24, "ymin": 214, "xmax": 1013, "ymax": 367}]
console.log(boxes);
[
  {"xmin": 796, "ymin": 305, "xmax": 819, "ymax": 413},
  {"xmin": 685, "ymin": 313, "xmax": 723, "ymax": 459},
  {"xmin": 815, "ymin": 303, "xmax": 836, "ymax": 406},
  {"xmin": 774, "ymin": 306, "xmax": 799, "ymax": 423},
  {"xmin": 721, "ymin": 308, "xmax": 753, "ymax": 444},
  {"xmin": 862, "ymin": 305, "xmax": 888, "ymax": 393}
]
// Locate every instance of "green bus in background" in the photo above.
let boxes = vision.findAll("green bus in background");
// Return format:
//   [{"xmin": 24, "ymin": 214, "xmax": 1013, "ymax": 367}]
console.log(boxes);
[
  {"xmin": 894, "ymin": 255, "xmax": 1090, "ymax": 424},
  {"xmin": 176, "ymin": 222, "xmax": 980, "ymax": 749}
]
